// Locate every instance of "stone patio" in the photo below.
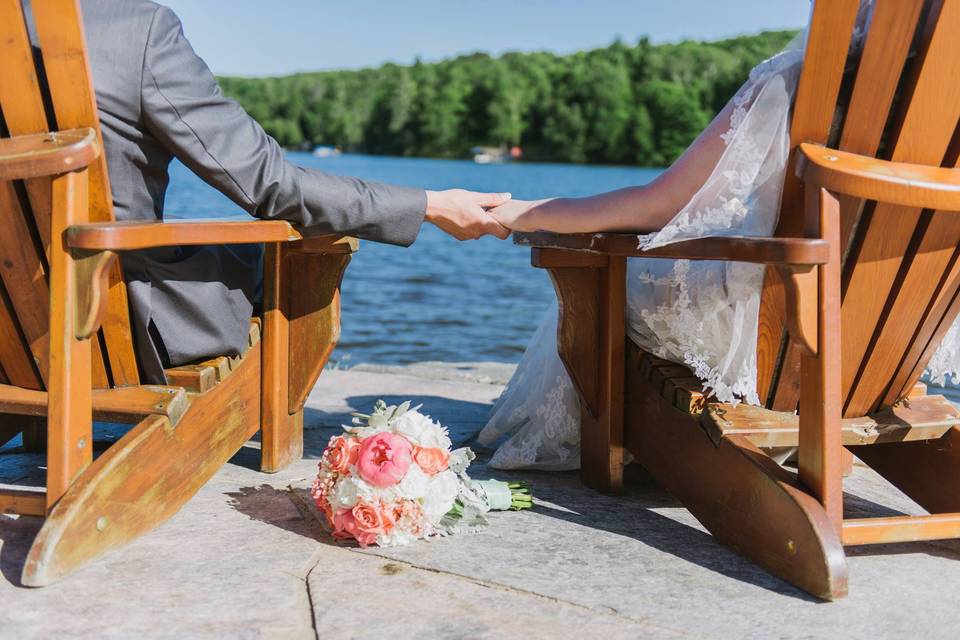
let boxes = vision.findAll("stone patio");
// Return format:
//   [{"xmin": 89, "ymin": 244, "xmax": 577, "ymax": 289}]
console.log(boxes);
[{"xmin": 2, "ymin": 363, "xmax": 960, "ymax": 639}]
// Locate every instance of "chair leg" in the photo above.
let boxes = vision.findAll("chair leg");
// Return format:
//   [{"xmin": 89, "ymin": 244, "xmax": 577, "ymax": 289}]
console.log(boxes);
[
  {"xmin": 260, "ymin": 243, "xmax": 299, "ymax": 473},
  {"xmin": 796, "ymin": 185, "xmax": 844, "ymax": 532},
  {"xmin": 537, "ymin": 250, "xmax": 626, "ymax": 493},
  {"xmin": 260, "ymin": 243, "xmax": 348, "ymax": 473},
  {"xmin": 261, "ymin": 409, "xmax": 304, "ymax": 474},
  {"xmin": 626, "ymin": 358, "xmax": 848, "ymax": 600},
  {"xmin": 21, "ymin": 342, "xmax": 263, "ymax": 587}
]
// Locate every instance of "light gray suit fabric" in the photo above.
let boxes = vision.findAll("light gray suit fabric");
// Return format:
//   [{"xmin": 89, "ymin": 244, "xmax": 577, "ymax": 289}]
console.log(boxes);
[{"xmin": 69, "ymin": 0, "xmax": 427, "ymax": 383}]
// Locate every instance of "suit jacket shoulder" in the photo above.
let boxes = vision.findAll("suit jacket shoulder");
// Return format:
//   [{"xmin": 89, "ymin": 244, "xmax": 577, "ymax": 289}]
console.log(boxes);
[{"xmin": 80, "ymin": 0, "xmax": 163, "ymax": 123}]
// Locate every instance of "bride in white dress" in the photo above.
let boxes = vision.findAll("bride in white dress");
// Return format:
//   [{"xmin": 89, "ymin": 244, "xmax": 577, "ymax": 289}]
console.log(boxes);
[{"xmin": 477, "ymin": 0, "xmax": 960, "ymax": 471}]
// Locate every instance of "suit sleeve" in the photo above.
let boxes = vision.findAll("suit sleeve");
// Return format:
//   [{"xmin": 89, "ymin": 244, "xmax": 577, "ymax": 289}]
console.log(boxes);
[{"xmin": 139, "ymin": 5, "xmax": 426, "ymax": 246}]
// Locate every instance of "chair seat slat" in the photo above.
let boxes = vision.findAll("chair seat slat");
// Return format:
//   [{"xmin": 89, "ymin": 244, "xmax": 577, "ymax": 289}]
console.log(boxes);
[{"xmin": 700, "ymin": 394, "xmax": 959, "ymax": 449}]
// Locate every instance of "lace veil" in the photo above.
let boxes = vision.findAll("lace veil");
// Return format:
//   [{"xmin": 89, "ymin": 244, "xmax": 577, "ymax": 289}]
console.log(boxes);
[{"xmin": 625, "ymin": 40, "xmax": 805, "ymax": 405}]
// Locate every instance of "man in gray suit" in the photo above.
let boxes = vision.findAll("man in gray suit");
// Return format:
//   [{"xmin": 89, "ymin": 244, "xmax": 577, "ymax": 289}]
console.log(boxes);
[{"xmin": 72, "ymin": 0, "xmax": 510, "ymax": 383}]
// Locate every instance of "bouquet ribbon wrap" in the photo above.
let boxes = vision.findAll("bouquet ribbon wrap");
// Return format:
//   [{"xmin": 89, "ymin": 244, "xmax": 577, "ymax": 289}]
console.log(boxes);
[{"xmin": 474, "ymin": 480, "xmax": 514, "ymax": 511}]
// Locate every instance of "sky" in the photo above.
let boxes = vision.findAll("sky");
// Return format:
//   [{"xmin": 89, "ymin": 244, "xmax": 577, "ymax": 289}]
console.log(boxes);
[{"xmin": 159, "ymin": 0, "xmax": 811, "ymax": 77}]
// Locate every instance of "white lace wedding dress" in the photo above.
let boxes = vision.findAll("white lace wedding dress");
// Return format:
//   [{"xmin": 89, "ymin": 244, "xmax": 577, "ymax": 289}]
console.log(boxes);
[{"xmin": 477, "ymin": 0, "xmax": 960, "ymax": 471}]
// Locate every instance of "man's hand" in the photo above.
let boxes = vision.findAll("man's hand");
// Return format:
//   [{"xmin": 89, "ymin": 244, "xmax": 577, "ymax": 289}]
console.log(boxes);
[{"xmin": 425, "ymin": 190, "xmax": 512, "ymax": 240}]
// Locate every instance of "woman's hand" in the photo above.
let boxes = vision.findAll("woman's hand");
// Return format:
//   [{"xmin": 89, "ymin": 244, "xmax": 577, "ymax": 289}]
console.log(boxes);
[
  {"xmin": 487, "ymin": 199, "xmax": 552, "ymax": 232},
  {"xmin": 425, "ymin": 189, "xmax": 512, "ymax": 240}
]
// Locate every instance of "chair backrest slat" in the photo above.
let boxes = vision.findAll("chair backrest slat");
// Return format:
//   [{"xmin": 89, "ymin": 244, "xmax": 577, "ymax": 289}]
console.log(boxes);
[
  {"xmin": 0, "ymin": 0, "xmax": 53, "ymax": 249},
  {"xmin": 838, "ymin": 0, "xmax": 960, "ymax": 416},
  {"xmin": 0, "ymin": 179, "xmax": 52, "ymax": 384},
  {"xmin": 838, "ymin": 0, "xmax": 927, "ymax": 156},
  {"xmin": 31, "ymin": 0, "xmax": 113, "ymax": 224},
  {"xmin": 759, "ymin": 0, "xmax": 960, "ymax": 417},
  {"xmin": 0, "ymin": 0, "xmax": 141, "ymax": 390},
  {"xmin": 31, "ymin": 0, "xmax": 141, "ymax": 387},
  {"xmin": 0, "ymin": 0, "xmax": 109, "ymax": 388},
  {"xmin": 0, "ymin": 279, "xmax": 42, "ymax": 389},
  {"xmin": 890, "ymin": 244, "xmax": 960, "ymax": 401},
  {"xmin": 834, "ymin": 0, "xmax": 927, "ymax": 258},
  {"xmin": 758, "ymin": 0, "xmax": 860, "ymax": 407},
  {"xmin": 0, "ymin": 1, "xmax": 47, "ymax": 390}
]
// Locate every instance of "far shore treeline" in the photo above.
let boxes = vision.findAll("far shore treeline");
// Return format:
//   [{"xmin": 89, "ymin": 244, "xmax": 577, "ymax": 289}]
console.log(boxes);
[{"xmin": 219, "ymin": 30, "xmax": 798, "ymax": 167}]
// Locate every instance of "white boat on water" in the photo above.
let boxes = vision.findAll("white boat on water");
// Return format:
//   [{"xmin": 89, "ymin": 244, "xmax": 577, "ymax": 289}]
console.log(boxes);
[
  {"xmin": 471, "ymin": 145, "xmax": 522, "ymax": 164},
  {"xmin": 312, "ymin": 145, "xmax": 341, "ymax": 158}
]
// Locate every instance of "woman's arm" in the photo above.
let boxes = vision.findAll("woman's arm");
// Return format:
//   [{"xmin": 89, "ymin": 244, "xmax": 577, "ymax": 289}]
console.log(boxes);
[{"xmin": 490, "ymin": 100, "xmax": 737, "ymax": 233}]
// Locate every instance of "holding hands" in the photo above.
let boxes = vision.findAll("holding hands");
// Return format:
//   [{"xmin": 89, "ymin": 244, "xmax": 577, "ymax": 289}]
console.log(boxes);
[
  {"xmin": 425, "ymin": 190, "xmax": 513, "ymax": 240},
  {"xmin": 424, "ymin": 190, "xmax": 554, "ymax": 239}
]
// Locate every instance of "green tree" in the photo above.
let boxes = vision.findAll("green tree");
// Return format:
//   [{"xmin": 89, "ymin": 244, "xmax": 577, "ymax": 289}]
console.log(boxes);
[
  {"xmin": 217, "ymin": 28, "xmax": 798, "ymax": 166},
  {"xmin": 640, "ymin": 80, "xmax": 710, "ymax": 165}
]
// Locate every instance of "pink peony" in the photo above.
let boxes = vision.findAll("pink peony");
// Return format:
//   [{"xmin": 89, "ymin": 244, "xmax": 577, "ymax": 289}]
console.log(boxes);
[
  {"xmin": 356, "ymin": 433, "xmax": 412, "ymax": 487},
  {"xmin": 411, "ymin": 446, "xmax": 450, "ymax": 476},
  {"xmin": 326, "ymin": 436, "xmax": 361, "ymax": 475}
]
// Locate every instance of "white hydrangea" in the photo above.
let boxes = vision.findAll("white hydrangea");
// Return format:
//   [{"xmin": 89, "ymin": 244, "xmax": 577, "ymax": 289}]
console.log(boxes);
[
  {"xmin": 377, "ymin": 529, "xmax": 418, "ymax": 547},
  {"xmin": 329, "ymin": 475, "xmax": 374, "ymax": 510},
  {"xmin": 397, "ymin": 463, "xmax": 429, "ymax": 500},
  {"xmin": 393, "ymin": 410, "xmax": 452, "ymax": 450},
  {"xmin": 421, "ymin": 470, "xmax": 459, "ymax": 522}
]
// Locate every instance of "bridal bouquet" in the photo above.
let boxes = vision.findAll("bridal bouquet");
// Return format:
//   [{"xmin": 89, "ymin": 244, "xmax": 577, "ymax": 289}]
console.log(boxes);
[{"xmin": 311, "ymin": 400, "xmax": 532, "ymax": 547}]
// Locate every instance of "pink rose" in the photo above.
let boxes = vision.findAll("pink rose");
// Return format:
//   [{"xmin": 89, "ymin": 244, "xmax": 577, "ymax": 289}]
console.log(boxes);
[
  {"xmin": 331, "ymin": 508, "xmax": 378, "ymax": 547},
  {"xmin": 412, "ymin": 446, "xmax": 449, "ymax": 476},
  {"xmin": 356, "ymin": 433, "xmax": 412, "ymax": 487},
  {"xmin": 326, "ymin": 436, "xmax": 360, "ymax": 475}
]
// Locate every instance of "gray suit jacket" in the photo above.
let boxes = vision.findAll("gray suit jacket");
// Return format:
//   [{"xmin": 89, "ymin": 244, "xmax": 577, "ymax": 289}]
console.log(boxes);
[{"xmin": 72, "ymin": 0, "xmax": 426, "ymax": 383}]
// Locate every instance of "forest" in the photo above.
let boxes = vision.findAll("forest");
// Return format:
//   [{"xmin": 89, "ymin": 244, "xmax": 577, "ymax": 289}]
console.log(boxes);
[{"xmin": 218, "ymin": 30, "xmax": 798, "ymax": 167}]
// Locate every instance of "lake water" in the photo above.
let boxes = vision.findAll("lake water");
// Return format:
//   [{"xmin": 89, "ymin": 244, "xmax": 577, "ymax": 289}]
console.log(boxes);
[{"xmin": 165, "ymin": 153, "xmax": 662, "ymax": 366}]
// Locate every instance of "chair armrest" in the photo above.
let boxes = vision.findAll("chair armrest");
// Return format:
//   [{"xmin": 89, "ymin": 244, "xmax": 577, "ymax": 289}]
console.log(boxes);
[
  {"xmin": 0, "ymin": 128, "xmax": 99, "ymax": 180},
  {"xmin": 514, "ymin": 232, "xmax": 829, "ymax": 267},
  {"xmin": 66, "ymin": 219, "xmax": 358, "ymax": 254},
  {"xmin": 797, "ymin": 142, "xmax": 960, "ymax": 210}
]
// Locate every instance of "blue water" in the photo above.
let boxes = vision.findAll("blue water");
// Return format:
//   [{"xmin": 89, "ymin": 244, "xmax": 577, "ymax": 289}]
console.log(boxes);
[{"xmin": 165, "ymin": 153, "xmax": 662, "ymax": 365}]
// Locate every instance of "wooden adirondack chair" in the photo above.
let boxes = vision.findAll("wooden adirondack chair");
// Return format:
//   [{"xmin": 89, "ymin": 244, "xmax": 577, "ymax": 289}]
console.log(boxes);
[
  {"xmin": 0, "ymin": 0, "xmax": 356, "ymax": 586},
  {"xmin": 515, "ymin": 0, "xmax": 960, "ymax": 600}
]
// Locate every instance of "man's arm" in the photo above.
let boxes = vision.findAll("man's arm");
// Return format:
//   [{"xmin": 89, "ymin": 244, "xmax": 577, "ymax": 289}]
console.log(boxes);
[{"xmin": 139, "ymin": 6, "xmax": 507, "ymax": 244}]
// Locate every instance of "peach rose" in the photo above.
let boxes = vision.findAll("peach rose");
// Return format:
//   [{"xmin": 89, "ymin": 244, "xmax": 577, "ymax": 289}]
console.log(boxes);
[
  {"xmin": 356, "ymin": 433, "xmax": 412, "ymax": 487},
  {"xmin": 326, "ymin": 436, "xmax": 361, "ymax": 475},
  {"xmin": 353, "ymin": 500, "xmax": 395, "ymax": 537},
  {"xmin": 331, "ymin": 508, "xmax": 378, "ymax": 547},
  {"xmin": 412, "ymin": 446, "xmax": 449, "ymax": 476}
]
